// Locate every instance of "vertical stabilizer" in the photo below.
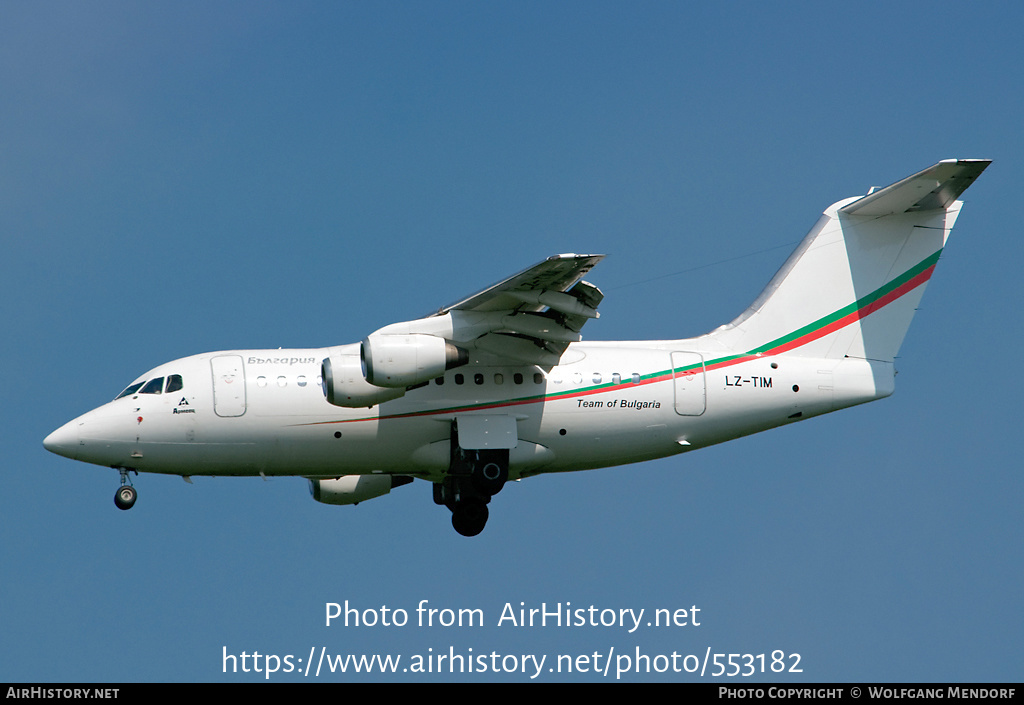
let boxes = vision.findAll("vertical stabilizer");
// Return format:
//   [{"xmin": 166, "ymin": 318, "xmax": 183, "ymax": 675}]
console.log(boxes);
[{"xmin": 707, "ymin": 160, "xmax": 989, "ymax": 363}]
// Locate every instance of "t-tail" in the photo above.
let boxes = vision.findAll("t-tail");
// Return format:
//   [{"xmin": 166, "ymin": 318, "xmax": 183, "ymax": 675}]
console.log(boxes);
[{"xmin": 702, "ymin": 159, "xmax": 990, "ymax": 411}]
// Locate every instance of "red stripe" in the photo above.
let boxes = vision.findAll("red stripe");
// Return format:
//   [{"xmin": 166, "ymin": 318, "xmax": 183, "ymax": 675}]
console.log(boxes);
[
  {"xmin": 769, "ymin": 264, "xmax": 936, "ymax": 356},
  {"xmin": 301, "ymin": 264, "xmax": 937, "ymax": 426}
]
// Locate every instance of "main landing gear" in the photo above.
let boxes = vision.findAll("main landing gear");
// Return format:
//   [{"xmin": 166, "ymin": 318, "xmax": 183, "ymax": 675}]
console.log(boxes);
[
  {"xmin": 114, "ymin": 468, "xmax": 137, "ymax": 510},
  {"xmin": 434, "ymin": 422, "xmax": 510, "ymax": 537}
]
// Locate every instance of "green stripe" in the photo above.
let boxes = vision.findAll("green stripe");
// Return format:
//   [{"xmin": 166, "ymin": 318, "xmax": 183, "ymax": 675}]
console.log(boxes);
[{"xmin": 308, "ymin": 250, "xmax": 942, "ymax": 425}]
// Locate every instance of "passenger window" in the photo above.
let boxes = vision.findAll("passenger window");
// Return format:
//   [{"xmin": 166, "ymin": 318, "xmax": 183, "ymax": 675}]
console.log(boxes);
[
  {"xmin": 455, "ymin": 374, "xmax": 464, "ymax": 385},
  {"xmin": 612, "ymin": 373, "xmax": 621, "ymax": 385},
  {"xmin": 434, "ymin": 377, "xmax": 444, "ymax": 385},
  {"xmin": 494, "ymin": 373, "xmax": 503, "ymax": 385},
  {"xmin": 140, "ymin": 378, "xmax": 164, "ymax": 394},
  {"xmin": 632, "ymin": 373, "xmax": 641, "ymax": 384},
  {"xmin": 592, "ymin": 373, "xmax": 602, "ymax": 384},
  {"xmin": 474, "ymin": 373, "xmax": 484, "ymax": 385},
  {"xmin": 533, "ymin": 373, "xmax": 544, "ymax": 384},
  {"xmin": 165, "ymin": 375, "xmax": 183, "ymax": 393},
  {"xmin": 513, "ymin": 373, "xmax": 523, "ymax": 385},
  {"xmin": 297, "ymin": 375, "xmax": 307, "ymax": 387}
]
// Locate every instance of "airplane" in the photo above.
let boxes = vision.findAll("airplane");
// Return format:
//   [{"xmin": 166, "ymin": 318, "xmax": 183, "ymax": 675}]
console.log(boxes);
[{"xmin": 43, "ymin": 159, "xmax": 990, "ymax": 536}]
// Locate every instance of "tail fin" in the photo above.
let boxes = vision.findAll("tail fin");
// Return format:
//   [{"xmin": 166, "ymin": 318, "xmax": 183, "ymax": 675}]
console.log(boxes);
[{"xmin": 708, "ymin": 160, "xmax": 990, "ymax": 362}]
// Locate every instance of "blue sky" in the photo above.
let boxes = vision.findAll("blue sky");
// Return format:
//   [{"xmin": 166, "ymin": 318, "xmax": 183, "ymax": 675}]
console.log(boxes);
[{"xmin": 3, "ymin": 1, "xmax": 1021, "ymax": 682}]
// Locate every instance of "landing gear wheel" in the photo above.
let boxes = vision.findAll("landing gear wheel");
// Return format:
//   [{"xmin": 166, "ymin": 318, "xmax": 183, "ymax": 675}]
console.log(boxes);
[
  {"xmin": 471, "ymin": 461, "xmax": 508, "ymax": 496},
  {"xmin": 114, "ymin": 484, "xmax": 137, "ymax": 511},
  {"xmin": 451, "ymin": 500, "xmax": 488, "ymax": 537}
]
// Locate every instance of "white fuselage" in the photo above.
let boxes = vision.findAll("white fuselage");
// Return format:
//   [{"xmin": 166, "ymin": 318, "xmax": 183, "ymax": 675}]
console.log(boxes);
[{"xmin": 46, "ymin": 340, "xmax": 892, "ymax": 482}]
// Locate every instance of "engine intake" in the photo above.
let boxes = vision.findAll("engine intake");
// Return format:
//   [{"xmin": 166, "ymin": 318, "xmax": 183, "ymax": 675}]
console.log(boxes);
[{"xmin": 321, "ymin": 345, "xmax": 407, "ymax": 408}]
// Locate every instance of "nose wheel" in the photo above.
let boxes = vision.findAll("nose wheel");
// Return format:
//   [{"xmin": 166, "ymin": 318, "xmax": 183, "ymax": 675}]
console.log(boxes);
[{"xmin": 114, "ymin": 469, "xmax": 137, "ymax": 510}]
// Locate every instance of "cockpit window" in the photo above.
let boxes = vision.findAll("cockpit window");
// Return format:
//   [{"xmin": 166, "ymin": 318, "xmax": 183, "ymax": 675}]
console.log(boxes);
[
  {"xmin": 139, "ymin": 377, "xmax": 165, "ymax": 394},
  {"xmin": 115, "ymin": 382, "xmax": 145, "ymax": 400},
  {"xmin": 165, "ymin": 374, "xmax": 183, "ymax": 393},
  {"xmin": 115, "ymin": 374, "xmax": 182, "ymax": 399}
]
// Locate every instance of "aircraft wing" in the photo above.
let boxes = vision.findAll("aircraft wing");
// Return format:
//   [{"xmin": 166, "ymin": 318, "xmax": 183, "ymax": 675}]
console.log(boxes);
[
  {"xmin": 368, "ymin": 254, "xmax": 606, "ymax": 368},
  {"xmin": 432, "ymin": 253, "xmax": 606, "ymax": 366},
  {"xmin": 434, "ymin": 253, "xmax": 605, "ymax": 316}
]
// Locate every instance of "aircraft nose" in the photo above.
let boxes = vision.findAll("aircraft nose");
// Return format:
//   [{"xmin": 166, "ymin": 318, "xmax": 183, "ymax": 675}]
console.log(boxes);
[{"xmin": 43, "ymin": 420, "xmax": 80, "ymax": 460}]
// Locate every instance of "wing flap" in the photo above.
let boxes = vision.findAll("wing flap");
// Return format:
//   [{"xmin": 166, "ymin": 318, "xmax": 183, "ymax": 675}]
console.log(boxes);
[
  {"xmin": 366, "ymin": 254, "xmax": 606, "ymax": 369},
  {"xmin": 435, "ymin": 254, "xmax": 605, "ymax": 366},
  {"xmin": 434, "ymin": 254, "xmax": 604, "ymax": 316}
]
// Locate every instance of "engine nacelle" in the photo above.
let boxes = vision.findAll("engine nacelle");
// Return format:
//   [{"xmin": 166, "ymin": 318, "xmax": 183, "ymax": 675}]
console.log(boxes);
[
  {"xmin": 361, "ymin": 333, "xmax": 467, "ymax": 388},
  {"xmin": 321, "ymin": 346, "xmax": 406, "ymax": 408},
  {"xmin": 309, "ymin": 475, "xmax": 413, "ymax": 505}
]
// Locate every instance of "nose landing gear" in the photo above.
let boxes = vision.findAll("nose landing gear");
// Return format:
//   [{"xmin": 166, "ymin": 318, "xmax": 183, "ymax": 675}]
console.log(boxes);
[{"xmin": 114, "ymin": 468, "xmax": 137, "ymax": 510}]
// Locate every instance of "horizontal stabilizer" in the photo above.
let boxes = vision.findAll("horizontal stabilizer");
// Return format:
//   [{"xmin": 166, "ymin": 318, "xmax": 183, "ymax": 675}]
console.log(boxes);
[{"xmin": 840, "ymin": 159, "xmax": 990, "ymax": 216}]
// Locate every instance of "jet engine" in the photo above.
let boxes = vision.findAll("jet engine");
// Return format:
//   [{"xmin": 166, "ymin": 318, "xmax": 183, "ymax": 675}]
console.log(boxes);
[
  {"xmin": 321, "ymin": 346, "xmax": 407, "ymax": 408},
  {"xmin": 309, "ymin": 475, "xmax": 413, "ymax": 505},
  {"xmin": 361, "ymin": 333, "xmax": 467, "ymax": 388}
]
